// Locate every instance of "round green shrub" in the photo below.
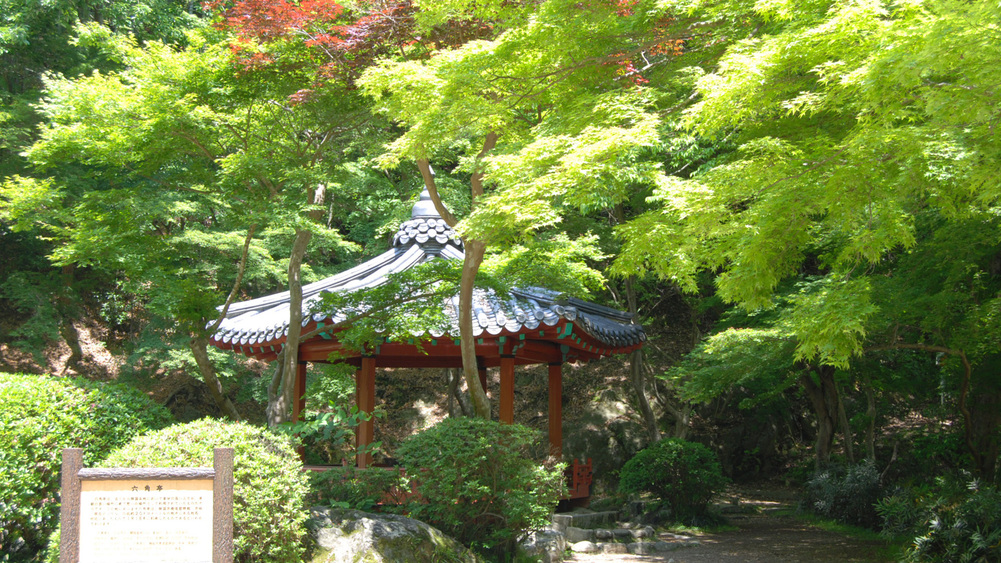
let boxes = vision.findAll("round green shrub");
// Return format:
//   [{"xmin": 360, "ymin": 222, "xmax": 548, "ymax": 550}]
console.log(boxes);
[
  {"xmin": 805, "ymin": 461, "xmax": 883, "ymax": 529},
  {"xmin": 619, "ymin": 438, "xmax": 729, "ymax": 522},
  {"xmin": 0, "ymin": 372, "xmax": 173, "ymax": 560},
  {"xmin": 395, "ymin": 417, "xmax": 566, "ymax": 556},
  {"xmin": 89, "ymin": 418, "xmax": 310, "ymax": 563}
]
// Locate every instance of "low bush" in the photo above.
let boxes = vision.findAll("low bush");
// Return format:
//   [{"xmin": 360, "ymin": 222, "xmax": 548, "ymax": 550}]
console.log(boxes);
[
  {"xmin": 46, "ymin": 418, "xmax": 310, "ymax": 563},
  {"xmin": 878, "ymin": 474, "xmax": 1001, "ymax": 562},
  {"xmin": 307, "ymin": 466, "xmax": 407, "ymax": 511},
  {"xmin": 0, "ymin": 373, "xmax": 173, "ymax": 560},
  {"xmin": 619, "ymin": 438, "xmax": 729, "ymax": 523},
  {"xmin": 804, "ymin": 460, "xmax": 883, "ymax": 529},
  {"xmin": 274, "ymin": 403, "xmax": 382, "ymax": 466},
  {"xmin": 395, "ymin": 417, "xmax": 565, "ymax": 557}
]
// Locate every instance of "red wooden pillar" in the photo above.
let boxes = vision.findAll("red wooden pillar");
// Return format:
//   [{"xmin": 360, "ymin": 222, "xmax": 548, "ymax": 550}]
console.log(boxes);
[
  {"xmin": 294, "ymin": 362, "xmax": 308, "ymax": 462},
  {"xmin": 548, "ymin": 362, "xmax": 563, "ymax": 459},
  {"xmin": 499, "ymin": 355, "xmax": 515, "ymax": 424},
  {"xmin": 293, "ymin": 362, "xmax": 307, "ymax": 423},
  {"xmin": 355, "ymin": 356, "xmax": 376, "ymax": 468}
]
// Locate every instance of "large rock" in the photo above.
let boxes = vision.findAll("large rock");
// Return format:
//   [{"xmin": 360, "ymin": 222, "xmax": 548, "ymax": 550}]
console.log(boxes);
[
  {"xmin": 517, "ymin": 528, "xmax": 567, "ymax": 563},
  {"xmin": 308, "ymin": 507, "xmax": 480, "ymax": 563}
]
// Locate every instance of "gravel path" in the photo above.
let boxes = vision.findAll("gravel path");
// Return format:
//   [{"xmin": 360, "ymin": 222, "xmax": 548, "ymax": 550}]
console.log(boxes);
[{"xmin": 566, "ymin": 488, "xmax": 895, "ymax": 563}]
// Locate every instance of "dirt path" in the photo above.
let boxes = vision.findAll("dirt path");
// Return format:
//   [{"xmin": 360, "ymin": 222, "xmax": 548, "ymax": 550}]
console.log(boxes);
[{"xmin": 567, "ymin": 488, "xmax": 896, "ymax": 563}]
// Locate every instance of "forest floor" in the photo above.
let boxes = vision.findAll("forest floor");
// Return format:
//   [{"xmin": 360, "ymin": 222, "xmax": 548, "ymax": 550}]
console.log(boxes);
[{"xmin": 567, "ymin": 486, "xmax": 898, "ymax": 563}]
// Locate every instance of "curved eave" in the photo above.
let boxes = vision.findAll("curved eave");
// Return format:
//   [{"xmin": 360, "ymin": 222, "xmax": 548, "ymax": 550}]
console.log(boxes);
[
  {"xmin": 215, "ymin": 316, "xmax": 643, "ymax": 366},
  {"xmin": 209, "ymin": 190, "xmax": 645, "ymax": 364}
]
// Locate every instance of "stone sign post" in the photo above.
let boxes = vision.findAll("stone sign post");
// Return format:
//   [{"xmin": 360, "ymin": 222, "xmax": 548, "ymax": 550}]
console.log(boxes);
[{"xmin": 59, "ymin": 447, "xmax": 234, "ymax": 563}]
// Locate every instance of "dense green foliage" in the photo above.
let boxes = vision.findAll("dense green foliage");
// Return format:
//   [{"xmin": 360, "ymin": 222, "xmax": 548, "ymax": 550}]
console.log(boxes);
[
  {"xmin": 274, "ymin": 397, "xmax": 383, "ymax": 466},
  {"xmin": 0, "ymin": 372, "xmax": 172, "ymax": 560},
  {"xmin": 619, "ymin": 438, "xmax": 729, "ymax": 522},
  {"xmin": 94, "ymin": 418, "xmax": 309, "ymax": 563},
  {"xmin": 394, "ymin": 417, "xmax": 565, "ymax": 556},
  {"xmin": 804, "ymin": 461, "xmax": 883, "ymax": 530},
  {"xmin": 307, "ymin": 467, "xmax": 407, "ymax": 512},
  {"xmin": 879, "ymin": 476, "xmax": 1001, "ymax": 563},
  {"xmin": 3, "ymin": 0, "xmax": 1001, "ymax": 556}
]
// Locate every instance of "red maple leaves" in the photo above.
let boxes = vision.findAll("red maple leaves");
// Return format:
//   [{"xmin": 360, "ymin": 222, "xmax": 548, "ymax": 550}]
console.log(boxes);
[{"xmin": 205, "ymin": 0, "xmax": 493, "ymax": 92}]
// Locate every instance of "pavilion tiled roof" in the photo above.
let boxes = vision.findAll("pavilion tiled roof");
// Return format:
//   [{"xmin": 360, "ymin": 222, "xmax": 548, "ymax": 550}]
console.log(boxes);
[{"xmin": 209, "ymin": 190, "xmax": 645, "ymax": 358}]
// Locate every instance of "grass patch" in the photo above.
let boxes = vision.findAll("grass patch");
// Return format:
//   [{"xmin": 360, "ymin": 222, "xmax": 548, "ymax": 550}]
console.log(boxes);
[
  {"xmin": 774, "ymin": 508, "xmax": 907, "ymax": 561},
  {"xmin": 665, "ymin": 521, "xmax": 739, "ymax": 535}
]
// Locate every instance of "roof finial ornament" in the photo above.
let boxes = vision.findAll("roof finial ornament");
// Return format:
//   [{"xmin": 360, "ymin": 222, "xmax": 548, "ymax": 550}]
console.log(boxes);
[
  {"xmin": 411, "ymin": 187, "xmax": 441, "ymax": 219},
  {"xmin": 394, "ymin": 177, "xmax": 461, "ymax": 249}
]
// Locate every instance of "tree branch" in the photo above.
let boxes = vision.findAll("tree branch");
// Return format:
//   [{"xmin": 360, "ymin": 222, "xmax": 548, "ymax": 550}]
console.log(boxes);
[
  {"xmin": 866, "ymin": 342, "xmax": 980, "ymax": 472},
  {"xmin": 207, "ymin": 225, "xmax": 256, "ymax": 335}
]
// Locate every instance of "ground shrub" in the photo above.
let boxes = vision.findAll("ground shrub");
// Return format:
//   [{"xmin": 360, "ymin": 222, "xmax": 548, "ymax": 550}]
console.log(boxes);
[
  {"xmin": 394, "ymin": 417, "xmax": 566, "ymax": 557},
  {"xmin": 878, "ymin": 475, "xmax": 1001, "ymax": 562},
  {"xmin": 618, "ymin": 438, "xmax": 729, "ymax": 523},
  {"xmin": 307, "ymin": 466, "xmax": 407, "ymax": 511},
  {"xmin": 804, "ymin": 460, "xmax": 883, "ymax": 529},
  {"xmin": 274, "ymin": 403, "xmax": 381, "ymax": 466},
  {"xmin": 49, "ymin": 418, "xmax": 310, "ymax": 563},
  {"xmin": 0, "ymin": 372, "xmax": 173, "ymax": 561}
]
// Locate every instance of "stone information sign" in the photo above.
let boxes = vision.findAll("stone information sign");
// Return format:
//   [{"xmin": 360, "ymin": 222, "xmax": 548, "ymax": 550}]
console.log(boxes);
[
  {"xmin": 79, "ymin": 478, "xmax": 213, "ymax": 562},
  {"xmin": 60, "ymin": 448, "xmax": 233, "ymax": 563}
]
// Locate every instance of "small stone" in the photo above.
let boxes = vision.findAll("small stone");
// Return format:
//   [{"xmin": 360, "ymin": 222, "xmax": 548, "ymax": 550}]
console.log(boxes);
[
  {"xmin": 571, "ymin": 541, "xmax": 598, "ymax": 553},
  {"xmin": 653, "ymin": 541, "xmax": 673, "ymax": 552},
  {"xmin": 628, "ymin": 542, "xmax": 657, "ymax": 555},
  {"xmin": 565, "ymin": 527, "xmax": 594, "ymax": 543},
  {"xmin": 630, "ymin": 527, "xmax": 649, "ymax": 539},
  {"xmin": 612, "ymin": 528, "xmax": 632, "ymax": 538},
  {"xmin": 601, "ymin": 543, "xmax": 629, "ymax": 554},
  {"xmin": 595, "ymin": 529, "xmax": 613, "ymax": 540}
]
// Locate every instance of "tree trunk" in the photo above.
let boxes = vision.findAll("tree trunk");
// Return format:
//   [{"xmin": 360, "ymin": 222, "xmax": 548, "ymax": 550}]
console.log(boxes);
[
  {"xmin": 661, "ymin": 398, "xmax": 691, "ymax": 440},
  {"xmin": 197, "ymin": 225, "xmax": 256, "ymax": 421},
  {"xmin": 967, "ymin": 377, "xmax": 1001, "ymax": 481},
  {"xmin": 268, "ymin": 228, "xmax": 312, "ymax": 426},
  {"xmin": 190, "ymin": 335, "xmax": 242, "ymax": 421},
  {"xmin": 800, "ymin": 365, "xmax": 839, "ymax": 470},
  {"xmin": 446, "ymin": 368, "xmax": 473, "ymax": 417},
  {"xmin": 59, "ymin": 320, "xmax": 83, "ymax": 375},
  {"xmin": 630, "ymin": 348, "xmax": 661, "ymax": 443},
  {"xmin": 861, "ymin": 372, "xmax": 877, "ymax": 461},
  {"xmin": 623, "ymin": 273, "xmax": 659, "ymax": 443},
  {"xmin": 458, "ymin": 239, "xmax": 491, "ymax": 418},
  {"xmin": 836, "ymin": 381, "xmax": 855, "ymax": 463},
  {"xmin": 57, "ymin": 264, "xmax": 83, "ymax": 375},
  {"xmin": 267, "ymin": 187, "xmax": 324, "ymax": 427},
  {"xmin": 647, "ymin": 365, "xmax": 691, "ymax": 439},
  {"xmin": 416, "ymin": 132, "xmax": 498, "ymax": 420},
  {"xmin": 866, "ymin": 344, "xmax": 992, "ymax": 479}
]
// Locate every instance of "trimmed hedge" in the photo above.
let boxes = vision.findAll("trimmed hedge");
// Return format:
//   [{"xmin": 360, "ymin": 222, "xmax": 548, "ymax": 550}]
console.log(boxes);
[
  {"xmin": 0, "ymin": 373, "xmax": 173, "ymax": 560},
  {"xmin": 395, "ymin": 417, "xmax": 566, "ymax": 557},
  {"xmin": 619, "ymin": 438, "xmax": 729, "ymax": 522},
  {"xmin": 95, "ymin": 418, "xmax": 309, "ymax": 563}
]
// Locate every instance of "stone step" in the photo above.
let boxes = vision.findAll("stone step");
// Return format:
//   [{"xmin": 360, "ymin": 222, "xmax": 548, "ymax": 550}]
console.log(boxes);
[
  {"xmin": 569, "ymin": 539, "xmax": 701, "ymax": 555},
  {"xmin": 564, "ymin": 524, "xmax": 657, "ymax": 543},
  {"xmin": 551, "ymin": 510, "xmax": 620, "ymax": 532}
]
